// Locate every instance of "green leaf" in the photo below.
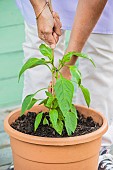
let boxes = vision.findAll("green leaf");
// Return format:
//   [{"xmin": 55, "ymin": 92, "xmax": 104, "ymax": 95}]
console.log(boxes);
[
  {"xmin": 55, "ymin": 120, "xmax": 63, "ymax": 135},
  {"xmin": 65, "ymin": 112, "xmax": 77, "ymax": 136},
  {"xmin": 61, "ymin": 51, "xmax": 95, "ymax": 67},
  {"xmin": 45, "ymin": 91, "xmax": 52, "ymax": 97},
  {"xmin": 57, "ymin": 108, "xmax": 64, "ymax": 121},
  {"xmin": 39, "ymin": 44, "xmax": 53, "ymax": 60},
  {"xmin": 59, "ymin": 59, "xmax": 63, "ymax": 65},
  {"xmin": 80, "ymin": 85, "xmax": 91, "ymax": 107},
  {"xmin": 70, "ymin": 65, "xmax": 82, "ymax": 86},
  {"xmin": 49, "ymin": 109, "xmax": 58, "ymax": 128},
  {"xmin": 34, "ymin": 112, "xmax": 43, "ymax": 131},
  {"xmin": 21, "ymin": 94, "xmax": 37, "ymax": 116},
  {"xmin": 71, "ymin": 104, "xmax": 78, "ymax": 119},
  {"xmin": 54, "ymin": 76, "xmax": 74, "ymax": 116},
  {"xmin": 21, "ymin": 88, "xmax": 46, "ymax": 115},
  {"xmin": 62, "ymin": 52, "xmax": 75, "ymax": 64},
  {"xmin": 39, "ymin": 98, "xmax": 48, "ymax": 105},
  {"xmin": 27, "ymin": 98, "xmax": 37, "ymax": 110},
  {"xmin": 74, "ymin": 52, "xmax": 96, "ymax": 67},
  {"xmin": 19, "ymin": 58, "xmax": 47, "ymax": 81},
  {"xmin": 49, "ymin": 109, "xmax": 63, "ymax": 135},
  {"xmin": 45, "ymin": 96, "xmax": 54, "ymax": 108},
  {"xmin": 43, "ymin": 117, "xmax": 49, "ymax": 125},
  {"xmin": 52, "ymin": 98, "xmax": 58, "ymax": 109}
]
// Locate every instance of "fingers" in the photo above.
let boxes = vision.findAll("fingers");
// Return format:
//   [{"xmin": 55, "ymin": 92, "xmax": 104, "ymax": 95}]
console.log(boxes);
[
  {"xmin": 39, "ymin": 31, "xmax": 60, "ymax": 49},
  {"xmin": 55, "ymin": 17, "xmax": 62, "ymax": 28},
  {"xmin": 54, "ymin": 19, "xmax": 62, "ymax": 36},
  {"xmin": 39, "ymin": 32, "xmax": 59, "ymax": 48},
  {"xmin": 38, "ymin": 26, "xmax": 56, "ymax": 49},
  {"xmin": 37, "ymin": 9, "xmax": 62, "ymax": 48},
  {"xmin": 52, "ymin": 12, "xmax": 62, "ymax": 28},
  {"xmin": 52, "ymin": 11, "xmax": 60, "ymax": 20},
  {"xmin": 53, "ymin": 32, "xmax": 59, "ymax": 43},
  {"xmin": 52, "ymin": 12, "xmax": 62, "ymax": 36},
  {"xmin": 44, "ymin": 32, "xmax": 56, "ymax": 49}
]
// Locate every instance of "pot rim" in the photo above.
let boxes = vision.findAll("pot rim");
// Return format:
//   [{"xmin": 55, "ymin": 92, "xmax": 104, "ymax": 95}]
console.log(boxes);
[{"xmin": 4, "ymin": 105, "xmax": 108, "ymax": 146}]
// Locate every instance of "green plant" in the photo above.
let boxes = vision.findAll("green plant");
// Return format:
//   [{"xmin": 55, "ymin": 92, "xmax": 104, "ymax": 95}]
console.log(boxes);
[{"xmin": 19, "ymin": 44, "xmax": 95, "ymax": 136}]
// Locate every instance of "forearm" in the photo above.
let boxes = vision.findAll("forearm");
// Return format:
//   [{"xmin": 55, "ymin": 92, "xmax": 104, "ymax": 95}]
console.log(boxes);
[{"xmin": 67, "ymin": 0, "xmax": 107, "ymax": 64}]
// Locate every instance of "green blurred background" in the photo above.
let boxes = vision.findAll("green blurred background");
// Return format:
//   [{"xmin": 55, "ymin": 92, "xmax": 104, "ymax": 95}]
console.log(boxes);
[{"xmin": 0, "ymin": 0, "xmax": 24, "ymax": 109}]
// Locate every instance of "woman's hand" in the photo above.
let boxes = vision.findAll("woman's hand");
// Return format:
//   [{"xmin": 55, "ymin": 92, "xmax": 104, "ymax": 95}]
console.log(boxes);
[
  {"xmin": 37, "ymin": 6, "xmax": 62, "ymax": 49},
  {"xmin": 30, "ymin": 0, "xmax": 62, "ymax": 49}
]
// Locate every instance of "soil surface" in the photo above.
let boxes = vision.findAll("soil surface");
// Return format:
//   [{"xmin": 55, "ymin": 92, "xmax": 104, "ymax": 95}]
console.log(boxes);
[{"xmin": 11, "ymin": 111, "xmax": 100, "ymax": 138}]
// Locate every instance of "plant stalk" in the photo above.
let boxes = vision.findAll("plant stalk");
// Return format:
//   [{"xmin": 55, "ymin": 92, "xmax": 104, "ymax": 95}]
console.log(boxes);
[{"xmin": 52, "ymin": 49, "xmax": 55, "ymax": 95}]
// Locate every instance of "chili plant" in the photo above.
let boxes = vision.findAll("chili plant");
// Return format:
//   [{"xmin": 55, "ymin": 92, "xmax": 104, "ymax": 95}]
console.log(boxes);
[{"xmin": 19, "ymin": 44, "xmax": 95, "ymax": 136}]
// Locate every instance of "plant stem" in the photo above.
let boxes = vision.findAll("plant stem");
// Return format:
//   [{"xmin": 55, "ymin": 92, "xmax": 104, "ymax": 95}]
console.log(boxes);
[
  {"xmin": 52, "ymin": 74, "xmax": 54, "ymax": 95},
  {"xmin": 52, "ymin": 49, "xmax": 55, "ymax": 95},
  {"xmin": 56, "ymin": 71, "xmax": 58, "ymax": 80}
]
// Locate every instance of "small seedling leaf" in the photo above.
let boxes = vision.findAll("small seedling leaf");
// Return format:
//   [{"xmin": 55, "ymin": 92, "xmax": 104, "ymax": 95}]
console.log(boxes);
[
  {"xmin": 21, "ymin": 88, "xmax": 46, "ymax": 115},
  {"xmin": 45, "ymin": 96, "xmax": 54, "ymax": 108},
  {"xmin": 55, "ymin": 120, "xmax": 63, "ymax": 135},
  {"xmin": 52, "ymin": 98, "xmax": 58, "ymax": 109},
  {"xmin": 43, "ymin": 117, "xmax": 49, "ymax": 125},
  {"xmin": 21, "ymin": 94, "xmax": 37, "ymax": 116},
  {"xmin": 45, "ymin": 91, "xmax": 52, "ymax": 97},
  {"xmin": 49, "ymin": 109, "xmax": 58, "ymax": 128},
  {"xmin": 65, "ymin": 112, "xmax": 77, "ymax": 136},
  {"xmin": 34, "ymin": 112, "xmax": 43, "ymax": 131}
]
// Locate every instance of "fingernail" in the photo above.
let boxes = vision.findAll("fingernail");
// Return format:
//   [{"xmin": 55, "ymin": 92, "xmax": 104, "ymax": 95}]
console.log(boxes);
[{"xmin": 50, "ymin": 44, "xmax": 56, "ymax": 49}]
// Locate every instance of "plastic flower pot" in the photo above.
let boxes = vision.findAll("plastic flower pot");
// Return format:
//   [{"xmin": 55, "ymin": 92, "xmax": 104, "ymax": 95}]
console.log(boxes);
[{"xmin": 4, "ymin": 104, "xmax": 108, "ymax": 170}]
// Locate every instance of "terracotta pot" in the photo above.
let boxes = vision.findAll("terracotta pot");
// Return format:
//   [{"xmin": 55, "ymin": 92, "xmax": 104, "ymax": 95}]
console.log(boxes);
[{"xmin": 4, "ymin": 105, "xmax": 108, "ymax": 170}]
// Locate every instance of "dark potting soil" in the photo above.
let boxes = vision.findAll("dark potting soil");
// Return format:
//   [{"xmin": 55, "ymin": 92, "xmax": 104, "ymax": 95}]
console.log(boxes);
[{"xmin": 11, "ymin": 111, "xmax": 100, "ymax": 138}]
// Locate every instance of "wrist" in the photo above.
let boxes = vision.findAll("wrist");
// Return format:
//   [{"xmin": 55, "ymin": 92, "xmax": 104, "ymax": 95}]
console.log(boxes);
[
  {"xmin": 65, "ymin": 42, "xmax": 82, "ymax": 65},
  {"xmin": 30, "ymin": 0, "xmax": 47, "ymax": 15},
  {"xmin": 66, "ymin": 56, "xmax": 77, "ymax": 65}
]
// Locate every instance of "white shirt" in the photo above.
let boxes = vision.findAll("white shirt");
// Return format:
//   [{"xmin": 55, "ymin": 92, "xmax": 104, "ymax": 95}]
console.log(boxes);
[{"xmin": 16, "ymin": 0, "xmax": 113, "ymax": 34}]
